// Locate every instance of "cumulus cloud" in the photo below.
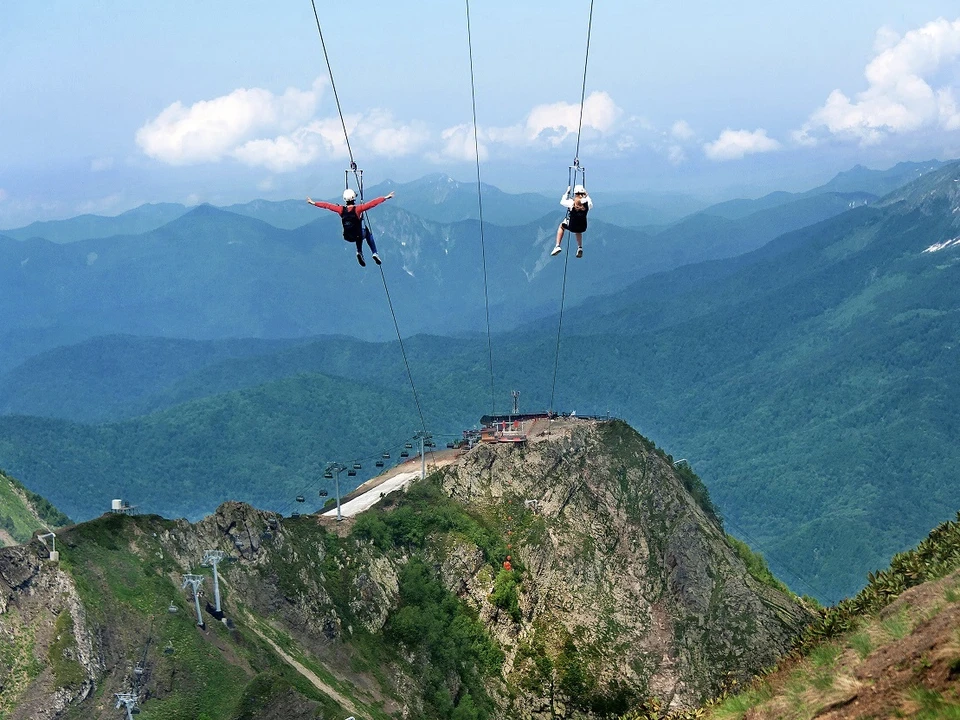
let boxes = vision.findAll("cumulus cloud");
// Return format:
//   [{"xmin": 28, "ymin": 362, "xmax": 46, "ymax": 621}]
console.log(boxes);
[
  {"xmin": 796, "ymin": 17, "xmax": 960, "ymax": 145},
  {"xmin": 137, "ymin": 79, "xmax": 323, "ymax": 165},
  {"xmin": 524, "ymin": 91, "xmax": 621, "ymax": 145},
  {"xmin": 435, "ymin": 91, "xmax": 623, "ymax": 161},
  {"xmin": 137, "ymin": 79, "xmax": 429, "ymax": 172},
  {"xmin": 431, "ymin": 123, "xmax": 488, "ymax": 163},
  {"xmin": 703, "ymin": 128, "xmax": 781, "ymax": 161}
]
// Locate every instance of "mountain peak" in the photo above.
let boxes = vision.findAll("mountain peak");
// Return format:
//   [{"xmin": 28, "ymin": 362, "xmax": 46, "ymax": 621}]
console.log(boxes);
[{"xmin": 876, "ymin": 160, "xmax": 960, "ymax": 213}]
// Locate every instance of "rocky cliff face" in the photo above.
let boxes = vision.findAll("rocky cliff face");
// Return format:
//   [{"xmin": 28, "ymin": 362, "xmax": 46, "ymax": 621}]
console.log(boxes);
[
  {"xmin": 0, "ymin": 418, "xmax": 811, "ymax": 719},
  {"xmin": 437, "ymin": 419, "xmax": 810, "ymax": 714}
]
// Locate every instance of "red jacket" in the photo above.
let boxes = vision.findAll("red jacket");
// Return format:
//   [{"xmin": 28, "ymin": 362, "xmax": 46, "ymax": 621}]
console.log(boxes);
[{"xmin": 309, "ymin": 196, "xmax": 388, "ymax": 217}]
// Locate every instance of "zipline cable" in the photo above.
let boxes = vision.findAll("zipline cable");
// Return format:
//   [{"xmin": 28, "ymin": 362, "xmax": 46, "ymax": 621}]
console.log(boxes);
[
  {"xmin": 465, "ymin": 0, "xmax": 496, "ymax": 416},
  {"xmin": 309, "ymin": 0, "xmax": 428, "ymax": 437},
  {"xmin": 573, "ymin": 0, "xmax": 595, "ymax": 162},
  {"xmin": 550, "ymin": 0, "xmax": 595, "ymax": 412}
]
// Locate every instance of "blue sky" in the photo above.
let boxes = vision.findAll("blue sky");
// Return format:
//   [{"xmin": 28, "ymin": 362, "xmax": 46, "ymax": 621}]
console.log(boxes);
[{"xmin": 2, "ymin": 0, "xmax": 960, "ymax": 226}]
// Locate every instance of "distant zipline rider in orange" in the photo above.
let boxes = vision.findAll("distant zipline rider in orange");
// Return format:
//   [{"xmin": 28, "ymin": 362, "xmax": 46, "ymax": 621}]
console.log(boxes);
[
  {"xmin": 551, "ymin": 184, "xmax": 592, "ymax": 258},
  {"xmin": 306, "ymin": 189, "xmax": 395, "ymax": 267}
]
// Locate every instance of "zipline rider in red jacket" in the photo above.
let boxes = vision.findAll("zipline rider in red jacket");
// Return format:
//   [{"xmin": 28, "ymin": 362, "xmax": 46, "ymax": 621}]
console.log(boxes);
[{"xmin": 306, "ymin": 189, "xmax": 395, "ymax": 267}]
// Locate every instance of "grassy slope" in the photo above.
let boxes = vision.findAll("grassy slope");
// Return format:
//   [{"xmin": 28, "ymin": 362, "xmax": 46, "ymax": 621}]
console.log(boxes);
[
  {"xmin": 704, "ymin": 512, "xmax": 960, "ymax": 720},
  {"xmin": 54, "ymin": 513, "xmax": 350, "ymax": 720},
  {"xmin": 0, "ymin": 469, "xmax": 70, "ymax": 544}
]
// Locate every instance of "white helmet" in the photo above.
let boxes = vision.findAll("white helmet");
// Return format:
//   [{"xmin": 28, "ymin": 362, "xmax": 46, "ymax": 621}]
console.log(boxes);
[
  {"xmin": 342, "ymin": 188, "xmax": 357, "ymax": 202},
  {"xmin": 573, "ymin": 185, "xmax": 586, "ymax": 195}
]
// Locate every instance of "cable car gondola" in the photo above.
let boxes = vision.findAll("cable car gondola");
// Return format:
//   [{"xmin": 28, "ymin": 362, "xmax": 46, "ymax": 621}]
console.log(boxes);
[
  {"xmin": 425, "ymin": 440, "xmax": 435, "ymax": 447},
  {"xmin": 353, "ymin": 462, "xmax": 362, "ymax": 470},
  {"xmin": 324, "ymin": 471, "xmax": 333, "ymax": 479},
  {"xmin": 447, "ymin": 442, "xmax": 454, "ymax": 449},
  {"xmin": 375, "ymin": 460, "xmax": 384, "ymax": 468},
  {"xmin": 382, "ymin": 451, "xmax": 391, "ymax": 459},
  {"xmin": 400, "ymin": 450, "xmax": 409, "ymax": 458},
  {"xmin": 348, "ymin": 469, "xmax": 357, "ymax": 477},
  {"xmin": 405, "ymin": 442, "xmax": 413, "ymax": 449},
  {"xmin": 291, "ymin": 511, "xmax": 300, "ymax": 518},
  {"xmin": 296, "ymin": 495, "xmax": 305, "ymax": 503},
  {"xmin": 319, "ymin": 489, "xmax": 328, "ymax": 497}
]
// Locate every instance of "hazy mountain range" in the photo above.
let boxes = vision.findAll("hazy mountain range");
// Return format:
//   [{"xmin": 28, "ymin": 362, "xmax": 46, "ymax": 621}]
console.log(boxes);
[{"xmin": 2, "ymin": 160, "xmax": 959, "ymax": 602}]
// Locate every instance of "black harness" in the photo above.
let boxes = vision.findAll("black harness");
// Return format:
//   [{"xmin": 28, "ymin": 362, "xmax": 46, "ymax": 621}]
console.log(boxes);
[
  {"xmin": 566, "ymin": 203, "xmax": 588, "ymax": 233},
  {"xmin": 340, "ymin": 205, "xmax": 363, "ymax": 242}
]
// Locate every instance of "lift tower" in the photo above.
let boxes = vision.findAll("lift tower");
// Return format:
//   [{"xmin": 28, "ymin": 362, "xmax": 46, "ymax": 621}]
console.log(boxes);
[
  {"xmin": 181, "ymin": 574, "xmax": 205, "ymax": 627},
  {"xmin": 201, "ymin": 550, "xmax": 225, "ymax": 613}
]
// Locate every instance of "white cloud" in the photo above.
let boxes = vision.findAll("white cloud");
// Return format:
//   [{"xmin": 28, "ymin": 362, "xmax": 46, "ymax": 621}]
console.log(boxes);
[
  {"xmin": 432, "ymin": 123, "xmax": 488, "ymax": 163},
  {"xmin": 435, "ymin": 91, "xmax": 624, "ymax": 161},
  {"xmin": 90, "ymin": 157, "xmax": 114, "ymax": 172},
  {"xmin": 703, "ymin": 128, "xmax": 781, "ymax": 161},
  {"xmin": 524, "ymin": 91, "xmax": 621, "ymax": 146},
  {"xmin": 796, "ymin": 17, "xmax": 960, "ymax": 145},
  {"xmin": 670, "ymin": 120, "xmax": 695, "ymax": 141},
  {"xmin": 138, "ymin": 79, "xmax": 429, "ymax": 172},
  {"xmin": 232, "ymin": 112, "xmax": 428, "ymax": 172},
  {"xmin": 136, "ymin": 79, "xmax": 324, "ymax": 165}
]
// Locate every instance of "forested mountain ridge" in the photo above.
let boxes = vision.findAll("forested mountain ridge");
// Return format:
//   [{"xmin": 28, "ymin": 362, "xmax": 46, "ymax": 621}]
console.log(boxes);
[
  {"xmin": 0, "ymin": 167, "xmax": 919, "ymax": 376},
  {"xmin": 0, "ymin": 419, "xmax": 810, "ymax": 719}
]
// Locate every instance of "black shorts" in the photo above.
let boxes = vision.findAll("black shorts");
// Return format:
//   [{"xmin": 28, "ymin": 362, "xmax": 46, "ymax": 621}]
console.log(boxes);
[{"xmin": 562, "ymin": 220, "xmax": 587, "ymax": 233}]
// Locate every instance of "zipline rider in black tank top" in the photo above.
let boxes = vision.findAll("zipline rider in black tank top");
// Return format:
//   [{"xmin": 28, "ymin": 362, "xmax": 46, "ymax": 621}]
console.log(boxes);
[{"xmin": 551, "ymin": 184, "xmax": 593, "ymax": 259}]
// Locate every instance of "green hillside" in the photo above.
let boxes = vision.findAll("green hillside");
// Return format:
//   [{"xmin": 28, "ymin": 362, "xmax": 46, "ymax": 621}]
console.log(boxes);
[
  {"xmin": 0, "ymin": 372, "xmax": 458, "ymax": 522},
  {"xmin": 0, "ymin": 469, "xmax": 70, "ymax": 544}
]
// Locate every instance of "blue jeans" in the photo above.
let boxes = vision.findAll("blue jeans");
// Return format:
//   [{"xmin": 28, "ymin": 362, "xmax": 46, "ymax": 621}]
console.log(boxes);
[{"xmin": 354, "ymin": 227, "xmax": 377, "ymax": 255}]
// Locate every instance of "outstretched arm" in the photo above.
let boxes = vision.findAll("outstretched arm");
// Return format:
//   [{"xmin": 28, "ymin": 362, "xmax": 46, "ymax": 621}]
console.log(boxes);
[
  {"xmin": 355, "ymin": 191, "xmax": 395, "ymax": 213},
  {"xmin": 306, "ymin": 197, "xmax": 343, "ymax": 212}
]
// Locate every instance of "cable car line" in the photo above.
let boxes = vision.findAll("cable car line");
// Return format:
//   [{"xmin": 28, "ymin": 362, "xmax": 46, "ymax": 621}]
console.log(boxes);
[
  {"xmin": 549, "ymin": 0, "xmax": 595, "ymax": 413},
  {"xmin": 308, "ymin": 0, "xmax": 427, "ymax": 436},
  {"xmin": 465, "ymin": 0, "xmax": 496, "ymax": 416}
]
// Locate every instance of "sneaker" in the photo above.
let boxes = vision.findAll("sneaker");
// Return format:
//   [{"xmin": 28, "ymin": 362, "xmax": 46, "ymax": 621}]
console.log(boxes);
[
  {"xmin": 550, "ymin": 246, "xmax": 562, "ymax": 256},
  {"xmin": 356, "ymin": 252, "xmax": 366, "ymax": 267},
  {"xmin": 576, "ymin": 247, "xmax": 583, "ymax": 258},
  {"xmin": 372, "ymin": 252, "xmax": 382, "ymax": 265}
]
